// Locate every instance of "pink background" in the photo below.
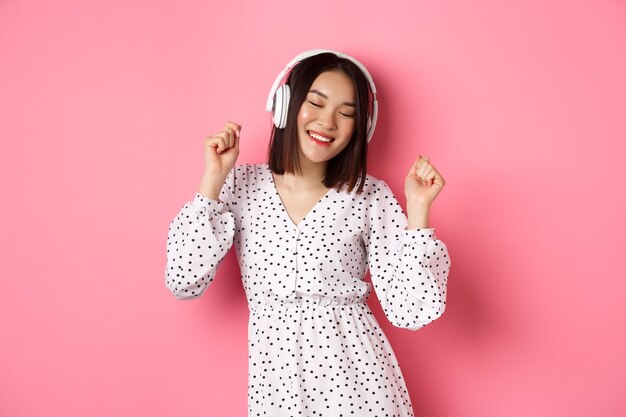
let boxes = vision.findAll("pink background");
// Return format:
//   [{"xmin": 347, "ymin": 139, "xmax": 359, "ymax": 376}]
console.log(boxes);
[{"xmin": 1, "ymin": 0, "xmax": 625, "ymax": 416}]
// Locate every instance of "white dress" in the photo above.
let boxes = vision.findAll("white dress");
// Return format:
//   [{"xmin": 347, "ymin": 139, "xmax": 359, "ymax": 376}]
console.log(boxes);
[{"xmin": 165, "ymin": 163, "xmax": 450, "ymax": 417}]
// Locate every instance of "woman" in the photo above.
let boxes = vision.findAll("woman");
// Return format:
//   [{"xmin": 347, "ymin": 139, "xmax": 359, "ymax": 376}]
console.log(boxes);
[{"xmin": 166, "ymin": 50, "xmax": 451, "ymax": 417}]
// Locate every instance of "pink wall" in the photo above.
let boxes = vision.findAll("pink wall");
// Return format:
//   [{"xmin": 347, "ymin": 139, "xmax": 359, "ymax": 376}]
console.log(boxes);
[{"xmin": 1, "ymin": 0, "xmax": 625, "ymax": 416}]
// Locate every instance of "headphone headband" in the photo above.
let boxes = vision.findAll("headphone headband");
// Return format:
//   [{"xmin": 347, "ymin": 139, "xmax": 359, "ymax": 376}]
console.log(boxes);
[{"xmin": 266, "ymin": 49, "xmax": 378, "ymax": 143}]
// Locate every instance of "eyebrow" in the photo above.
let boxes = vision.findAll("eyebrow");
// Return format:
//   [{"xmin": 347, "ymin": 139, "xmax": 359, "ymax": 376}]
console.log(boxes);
[{"xmin": 309, "ymin": 89, "xmax": 356, "ymax": 107}]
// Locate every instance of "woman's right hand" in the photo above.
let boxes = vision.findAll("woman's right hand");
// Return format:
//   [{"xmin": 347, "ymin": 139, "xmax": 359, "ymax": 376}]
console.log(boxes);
[
  {"xmin": 198, "ymin": 122, "xmax": 241, "ymax": 199},
  {"xmin": 203, "ymin": 121, "xmax": 241, "ymax": 176}
]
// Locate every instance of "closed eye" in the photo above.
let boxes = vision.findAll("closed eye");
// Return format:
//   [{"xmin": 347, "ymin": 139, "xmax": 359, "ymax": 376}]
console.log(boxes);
[{"xmin": 307, "ymin": 99, "xmax": 354, "ymax": 117}]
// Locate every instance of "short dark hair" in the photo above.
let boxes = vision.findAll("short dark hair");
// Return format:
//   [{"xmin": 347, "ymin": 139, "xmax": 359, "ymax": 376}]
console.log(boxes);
[{"xmin": 267, "ymin": 52, "xmax": 372, "ymax": 194}]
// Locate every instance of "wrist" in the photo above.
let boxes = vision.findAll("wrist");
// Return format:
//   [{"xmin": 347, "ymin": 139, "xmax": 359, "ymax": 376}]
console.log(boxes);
[
  {"xmin": 407, "ymin": 199, "xmax": 432, "ymax": 211},
  {"xmin": 406, "ymin": 203, "xmax": 431, "ymax": 229},
  {"xmin": 198, "ymin": 173, "xmax": 226, "ymax": 200}
]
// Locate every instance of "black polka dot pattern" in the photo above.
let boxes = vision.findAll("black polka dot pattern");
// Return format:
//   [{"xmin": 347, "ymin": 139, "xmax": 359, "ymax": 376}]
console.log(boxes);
[{"xmin": 166, "ymin": 163, "xmax": 451, "ymax": 416}]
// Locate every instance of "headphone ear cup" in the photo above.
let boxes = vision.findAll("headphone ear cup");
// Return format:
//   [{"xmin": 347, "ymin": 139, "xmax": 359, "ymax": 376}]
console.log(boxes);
[{"xmin": 273, "ymin": 85, "xmax": 291, "ymax": 129}]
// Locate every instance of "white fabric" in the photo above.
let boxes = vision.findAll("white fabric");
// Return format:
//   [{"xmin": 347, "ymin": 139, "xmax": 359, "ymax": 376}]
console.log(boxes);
[{"xmin": 165, "ymin": 163, "xmax": 450, "ymax": 416}]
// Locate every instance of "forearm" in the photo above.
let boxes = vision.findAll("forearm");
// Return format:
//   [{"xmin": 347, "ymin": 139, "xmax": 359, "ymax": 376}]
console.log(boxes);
[
  {"xmin": 373, "ymin": 226, "xmax": 449, "ymax": 330},
  {"xmin": 165, "ymin": 195, "xmax": 235, "ymax": 299},
  {"xmin": 198, "ymin": 171, "xmax": 227, "ymax": 200},
  {"xmin": 406, "ymin": 202, "xmax": 431, "ymax": 229}
]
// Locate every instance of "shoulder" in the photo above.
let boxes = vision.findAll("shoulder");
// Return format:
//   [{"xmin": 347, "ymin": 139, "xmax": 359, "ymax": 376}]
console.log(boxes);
[
  {"xmin": 229, "ymin": 163, "xmax": 269, "ymax": 184},
  {"xmin": 357, "ymin": 174, "xmax": 404, "ymax": 215},
  {"xmin": 339, "ymin": 173, "xmax": 401, "ymax": 210},
  {"xmin": 358, "ymin": 173, "xmax": 394, "ymax": 198},
  {"xmin": 231, "ymin": 162, "xmax": 267, "ymax": 175},
  {"xmin": 220, "ymin": 163, "xmax": 268, "ymax": 201}
]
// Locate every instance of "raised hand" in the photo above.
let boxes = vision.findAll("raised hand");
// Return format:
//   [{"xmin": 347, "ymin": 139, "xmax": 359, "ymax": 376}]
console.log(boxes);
[
  {"xmin": 203, "ymin": 121, "xmax": 241, "ymax": 177},
  {"xmin": 198, "ymin": 121, "xmax": 241, "ymax": 199},
  {"xmin": 405, "ymin": 155, "xmax": 446, "ymax": 208}
]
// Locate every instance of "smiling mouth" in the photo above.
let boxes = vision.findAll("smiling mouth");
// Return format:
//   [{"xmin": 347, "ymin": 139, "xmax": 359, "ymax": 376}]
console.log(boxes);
[{"xmin": 308, "ymin": 131, "xmax": 335, "ymax": 144}]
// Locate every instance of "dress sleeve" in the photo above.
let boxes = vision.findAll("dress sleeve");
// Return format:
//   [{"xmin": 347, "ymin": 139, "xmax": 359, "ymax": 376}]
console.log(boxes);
[
  {"xmin": 164, "ymin": 170, "xmax": 236, "ymax": 300},
  {"xmin": 365, "ymin": 180, "xmax": 451, "ymax": 330}
]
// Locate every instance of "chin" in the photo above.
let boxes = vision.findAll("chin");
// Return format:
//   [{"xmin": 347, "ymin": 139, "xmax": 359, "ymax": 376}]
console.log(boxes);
[
  {"xmin": 299, "ymin": 139, "xmax": 348, "ymax": 165},
  {"xmin": 300, "ymin": 153, "xmax": 333, "ymax": 165}
]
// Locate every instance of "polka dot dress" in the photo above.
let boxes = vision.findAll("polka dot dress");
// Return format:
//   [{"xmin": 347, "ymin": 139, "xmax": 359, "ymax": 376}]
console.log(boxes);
[{"xmin": 166, "ymin": 163, "xmax": 450, "ymax": 417}]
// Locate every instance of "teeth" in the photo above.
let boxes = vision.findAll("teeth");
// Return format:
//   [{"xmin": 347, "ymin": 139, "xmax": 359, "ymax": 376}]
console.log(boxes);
[{"xmin": 309, "ymin": 132, "xmax": 333, "ymax": 143}]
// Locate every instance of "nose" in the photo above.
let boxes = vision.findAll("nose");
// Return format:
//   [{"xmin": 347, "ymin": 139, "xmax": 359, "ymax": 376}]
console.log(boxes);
[{"xmin": 317, "ymin": 109, "xmax": 336, "ymax": 129}]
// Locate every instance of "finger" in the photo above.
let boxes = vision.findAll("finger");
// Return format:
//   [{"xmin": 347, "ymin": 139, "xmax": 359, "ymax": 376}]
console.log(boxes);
[
  {"xmin": 416, "ymin": 155, "xmax": 430, "ymax": 172},
  {"xmin": 427, "ymin": 170, "xmax": 437, "ymax": 187},
  {"xmin": 407, "ymin": 154, "xmax": 424, "ymax": 177},
  {"xmin": 206, "ymin": 136, "xmax": 228, "ymax": 153},
  {"xmin": 430, "ymin": 165, "xmax": 444, "ymax": 182},
  {"xmin": 206, "ymin": 133, "xmax": 228, "ymax": 147},
  {"xmin": 422, "ymin": 168, "xmax": 436, "ymax": 181},
  {"xmin": 417, "ymin": 160, "xmax": 432, "ymax": 179},
  {"xmin": 233, "ymin": 131, "xmax": 239, "ymax": 153},
  {"xmin": 226, "ymin": 128, "xmax": 239, "ymax": 149},
  {"xmin": 206, "ymin": 131, "xmax": 229, "ymax": 142},
  {"xmin": 226, "ymin": 128, "xmax": 236, "ymax": 149},
  {"xmin": 210, "ymin": 127, "xmax": 232, "ymax": 149},
  {"xmin": 426, "ymin": 167, "xmax": 445, "ymax": 188},
  {"xmin": 433, "ymin": 172, "xmax": 446, "ymax": 187},
  {"xmin": 416, "ymin": 174, "xmax": 433, "ymax": 187},
  {"xmin": 224, "ymin": 121, "xmax": 241, "ymax": 131},
  {"xmin": 224, "ymin": 121, "xmax": 242, "ymax": 138},
  {"xmin": 415, "ymin": 154, "xmax": 429, "ymax": 168},
  {"xmin": 225, "ymin": 122, "xmax": 242, "ymax": 150},
  {"xmin": 218, "ymin": 136, "xmax": 230, "ymax": 153},
  {"xmin": 204, "ymin": 135, "xmax": 222, "ymax": 148}
]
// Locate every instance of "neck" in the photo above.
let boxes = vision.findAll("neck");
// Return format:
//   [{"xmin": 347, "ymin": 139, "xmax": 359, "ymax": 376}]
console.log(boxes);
[{"xmin": 275, "ymin": 156, "xmax": 328, "ymax": 190}]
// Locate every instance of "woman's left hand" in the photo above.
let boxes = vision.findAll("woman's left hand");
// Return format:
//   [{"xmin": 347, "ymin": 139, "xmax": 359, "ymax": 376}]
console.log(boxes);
[{"xmin": 405, "ymin": 155, "xmax": 446, "ymax": 207}]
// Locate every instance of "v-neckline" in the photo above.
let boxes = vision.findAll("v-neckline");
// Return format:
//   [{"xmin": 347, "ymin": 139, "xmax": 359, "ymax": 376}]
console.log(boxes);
[{"xmin": 267, "ymin": 164, "xmax": 333, "ymax": 229}]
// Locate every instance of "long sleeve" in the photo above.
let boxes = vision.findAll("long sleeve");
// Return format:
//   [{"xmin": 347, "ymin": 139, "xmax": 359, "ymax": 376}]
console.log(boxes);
[
  {"xmin": 164, "ymin": 172, "xmax": 236, "ymax": 300},
  {"xmin": 365, "ymin": 180, "xmax": 451, "ymax": 330}
]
